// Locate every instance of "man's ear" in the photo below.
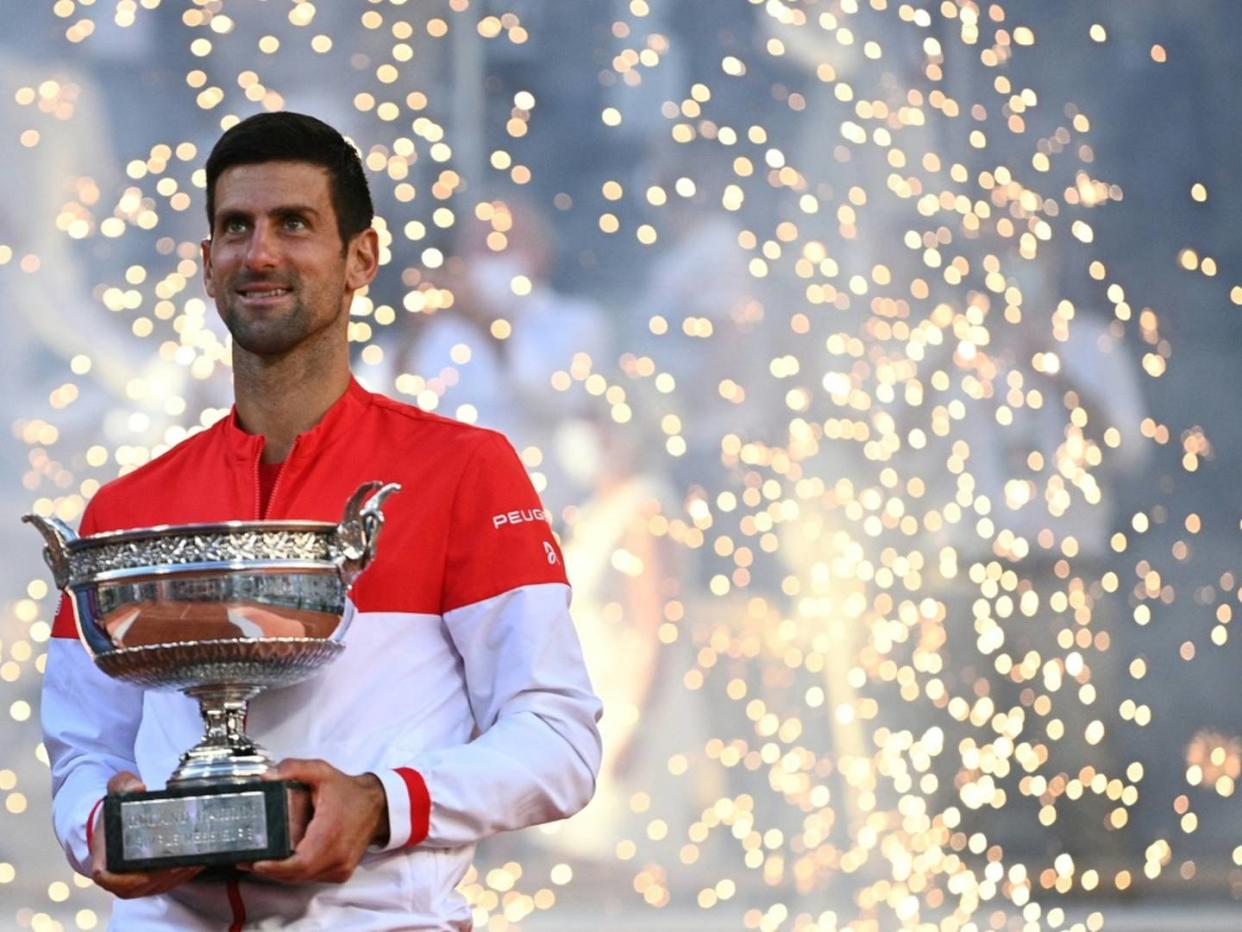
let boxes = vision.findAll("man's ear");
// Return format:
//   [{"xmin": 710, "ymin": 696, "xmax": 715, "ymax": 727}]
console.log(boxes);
[
  {"xmin": 345, "ymin": 227, "xmax": 380, "ymax": 292},
  {"xmin": 201, "ymin": 238, "xmax": 216, "ymax": 298}
]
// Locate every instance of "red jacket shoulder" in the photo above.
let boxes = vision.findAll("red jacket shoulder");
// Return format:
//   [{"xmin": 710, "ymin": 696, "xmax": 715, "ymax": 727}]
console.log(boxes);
[
  {"xmin": 364, "ymin": 391, "xmax": 512, "ymax": 460},
  {"xmin": 83, "ymin": 420, "xmax": 232, "ymax": 532}
]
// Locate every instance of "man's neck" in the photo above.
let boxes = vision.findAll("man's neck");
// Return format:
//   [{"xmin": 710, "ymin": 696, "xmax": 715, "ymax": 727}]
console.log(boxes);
[{"xmin": 233, "ymin": 342, "xmax": 352, "ymax": 464}]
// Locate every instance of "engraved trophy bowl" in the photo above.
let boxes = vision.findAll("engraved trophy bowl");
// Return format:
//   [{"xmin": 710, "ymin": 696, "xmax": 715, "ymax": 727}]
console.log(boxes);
[{"xmin": 24, "ymin": 479, "xmax": 401, "ymax": 870}]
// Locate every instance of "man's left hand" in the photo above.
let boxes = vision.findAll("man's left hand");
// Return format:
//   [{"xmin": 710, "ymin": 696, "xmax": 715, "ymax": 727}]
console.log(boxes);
[{"xmin": 247, "ymin": 758, "xmax": 389, "ymax": 884}]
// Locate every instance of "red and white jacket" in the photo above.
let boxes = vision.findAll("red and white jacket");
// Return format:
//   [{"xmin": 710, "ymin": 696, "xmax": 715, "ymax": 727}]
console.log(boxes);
[{"xmin": 42, "ymin": 379, "xmax": 603, "ymax": 930}]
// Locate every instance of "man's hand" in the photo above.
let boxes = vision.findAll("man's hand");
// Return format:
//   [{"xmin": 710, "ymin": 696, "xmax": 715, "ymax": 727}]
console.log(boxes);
[
  {"xmin": 90, "ymin": 772, "xmax": 203, "ymax": 899},
  {"xmin": 247, "ymin": 758, "xmax": 389, "ymax": 885}
]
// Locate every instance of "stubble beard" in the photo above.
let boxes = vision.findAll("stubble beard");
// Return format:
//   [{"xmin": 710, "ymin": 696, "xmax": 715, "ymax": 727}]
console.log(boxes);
[
  {"xmin": 222, "ymin": 292, "xmax": 311, "ymax": 357},
  {"xmin": 220, "ymin": 279, "xmax": 343, "ymax": 359}
]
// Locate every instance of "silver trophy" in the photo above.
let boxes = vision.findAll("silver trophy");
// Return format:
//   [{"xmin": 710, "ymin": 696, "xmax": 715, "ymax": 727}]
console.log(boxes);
[{"xmin": 24, "ymin": 480, "xmax": 401, "ymax": 872}]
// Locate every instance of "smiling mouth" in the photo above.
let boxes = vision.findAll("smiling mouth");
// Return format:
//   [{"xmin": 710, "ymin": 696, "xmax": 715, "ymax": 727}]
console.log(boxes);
[{"xmin": 237, "ymin": 287, "xmax": 292, "ymax": 299}]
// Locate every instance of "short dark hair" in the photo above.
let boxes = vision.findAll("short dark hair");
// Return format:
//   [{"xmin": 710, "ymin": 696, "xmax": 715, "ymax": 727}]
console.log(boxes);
[{"xmin": 205, "ymin": 111, "xmax": 373, "ymax": 245}]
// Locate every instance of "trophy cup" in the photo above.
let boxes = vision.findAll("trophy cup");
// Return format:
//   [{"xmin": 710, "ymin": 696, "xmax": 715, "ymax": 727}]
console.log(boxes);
[{"xmin": 24, "ymin": 480, "xmax": 400, "ymax": 873}]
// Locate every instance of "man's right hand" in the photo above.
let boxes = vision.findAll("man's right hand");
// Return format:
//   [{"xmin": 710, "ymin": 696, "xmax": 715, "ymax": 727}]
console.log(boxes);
[{"xmin": 89, "ymin": 772, "xmax": 203, "ymax": 899}]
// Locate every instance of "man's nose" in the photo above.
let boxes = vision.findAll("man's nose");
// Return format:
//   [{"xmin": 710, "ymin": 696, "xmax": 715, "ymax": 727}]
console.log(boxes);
[{"xmin": 243, "ymin": 222, "xmax": 279, "ymax": 270}]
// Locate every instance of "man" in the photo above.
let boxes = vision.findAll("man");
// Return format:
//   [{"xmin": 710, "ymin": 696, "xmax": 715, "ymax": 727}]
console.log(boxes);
[{"xmin": 41, "ymin": 111, "xmax": 603, "ymax": 930}]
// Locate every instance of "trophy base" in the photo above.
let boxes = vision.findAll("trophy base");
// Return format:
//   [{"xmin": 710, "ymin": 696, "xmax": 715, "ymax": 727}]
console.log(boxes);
[{"xmin": 103, "ymin": 780, "xmax": 309, "ymax": 873}]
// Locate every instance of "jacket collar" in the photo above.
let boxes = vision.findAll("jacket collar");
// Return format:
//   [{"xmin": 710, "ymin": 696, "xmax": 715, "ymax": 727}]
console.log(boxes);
[{"xmin": 222, "ymin": 376, "xmax": 373, "ymax": 463}]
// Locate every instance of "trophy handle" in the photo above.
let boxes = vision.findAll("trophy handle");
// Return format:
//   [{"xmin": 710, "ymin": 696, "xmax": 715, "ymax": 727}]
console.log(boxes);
[
  {"xmin": 332, "ymin": 481, "xmax": 402, "ymax": 588},
  {"xmin": 22, "ymin": 513, "xmax": 77, "ymax": 590}
]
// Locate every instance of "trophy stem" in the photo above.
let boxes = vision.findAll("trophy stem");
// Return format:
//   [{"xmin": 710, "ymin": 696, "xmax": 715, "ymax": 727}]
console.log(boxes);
[{"xmin": 167, "ymin": 685, "xmax": 274, "ymax": 786}]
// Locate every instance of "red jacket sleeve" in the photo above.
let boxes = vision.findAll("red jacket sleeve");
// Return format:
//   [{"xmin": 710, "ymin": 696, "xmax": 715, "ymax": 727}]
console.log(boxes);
[{"xmin": 440, "ymin": 432, "xmax": 567, "ymax": 613}]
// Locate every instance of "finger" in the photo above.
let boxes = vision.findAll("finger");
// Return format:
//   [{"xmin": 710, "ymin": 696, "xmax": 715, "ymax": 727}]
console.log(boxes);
[
  {"xmin": 250, "ymin": 807, "xmax": 342, "ymax": 882},
  {"xmin": 118, "ymin": 875, "xmax": 189, "ymax": 898},
  {"xmin": 265, "ymin": 757, "xmax": 329, "ymax": 783},
  {"xmin": 106, "ymin": 771, "xmax": 147, "ymax": 795},
  {"xmin": 249, "ymin": 824, "xmax": 330, "ymax": 882},
  {"xmin": 248, "ymin": 861, "xmax": 302, "ymax": 882},
  {"xmin": 249, "ymin": 837, "xmax": 318, "ymax": 880},
  {"xmin": 94, "ymin": 868, "xmax": 148, "ymax": 889},
  {"xmin": 95, "ymin": 864, "xmax": 201, "ymax": 895},
  {"xmin": 249, "ymin": 851, "xmax": 320, "ymax": 883},
  {"xmin": 252, "ymin": 856, "xmax": 349, "ymax": 885},
  {"xmin": 95, "ymin": 871, "xmax": 161, "ymax": 898}
]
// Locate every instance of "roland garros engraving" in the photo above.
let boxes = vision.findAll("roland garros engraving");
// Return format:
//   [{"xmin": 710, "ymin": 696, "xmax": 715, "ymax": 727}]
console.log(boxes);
[{"xmin": 121, "ymin": 792, "xmax": 269, "ymax": 860}]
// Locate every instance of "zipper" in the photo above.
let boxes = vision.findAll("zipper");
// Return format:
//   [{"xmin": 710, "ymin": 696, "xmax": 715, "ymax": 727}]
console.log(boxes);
[
  {"xmin": 262, "ymin": 435, "xmax": 300, "ymax": 519},
  {"xmin": 252, "ymin": 448, "xmax": 262, "ymax": 520}
]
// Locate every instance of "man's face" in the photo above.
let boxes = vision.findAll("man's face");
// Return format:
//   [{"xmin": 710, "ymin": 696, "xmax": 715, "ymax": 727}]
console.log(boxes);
[{"xmin": 202, "ymin": 160, "xmax": 375, "ymax": 357}]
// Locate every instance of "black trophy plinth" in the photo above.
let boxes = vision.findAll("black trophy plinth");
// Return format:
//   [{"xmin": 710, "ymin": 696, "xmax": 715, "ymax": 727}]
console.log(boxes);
[{"xmin": 103, "ymin": 780, "xmax": 308, "ymax": 873}]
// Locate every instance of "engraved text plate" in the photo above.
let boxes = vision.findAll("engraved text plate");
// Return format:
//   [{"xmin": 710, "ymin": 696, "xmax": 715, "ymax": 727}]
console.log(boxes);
[{"xmin": 103, "ymin": 781, "xmax": 295, "ymax": 872}]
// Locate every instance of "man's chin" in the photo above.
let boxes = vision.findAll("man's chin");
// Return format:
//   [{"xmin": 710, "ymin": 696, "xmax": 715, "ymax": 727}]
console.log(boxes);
[
  {"xmin": 226, "ymin": 323, "xmax": 305, "ymax": 358},
  {"xmin": 234, "ymin": 339, "xmax": 300, "ymax": 358}
]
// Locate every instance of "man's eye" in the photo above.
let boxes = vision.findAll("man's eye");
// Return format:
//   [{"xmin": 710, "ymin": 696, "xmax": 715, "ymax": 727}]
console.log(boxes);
[
  {"xmin": 284, "ymin": 217, "xmax": 308, "ymax": 231},
  {"xmin": 223, "ymin": 219, "xmax": 248, "ymax": 234}
]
